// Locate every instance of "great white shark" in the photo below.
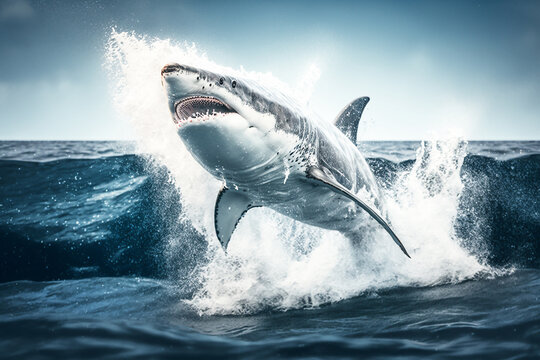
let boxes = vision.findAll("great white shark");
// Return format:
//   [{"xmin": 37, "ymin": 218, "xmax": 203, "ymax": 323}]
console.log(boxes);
[{"xmin": 161, "ymin": 63, "xmax": 410, "ymax": 258}]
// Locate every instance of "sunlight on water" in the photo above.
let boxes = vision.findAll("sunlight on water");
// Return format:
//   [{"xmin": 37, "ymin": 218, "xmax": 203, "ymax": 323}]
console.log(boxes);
[{"xmin": 106, "ymin": 31, "xmax": 492, "ymax": 315}]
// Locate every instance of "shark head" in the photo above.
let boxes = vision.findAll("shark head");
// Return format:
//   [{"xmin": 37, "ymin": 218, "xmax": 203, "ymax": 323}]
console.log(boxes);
[{"xmin": 161, "ymin": 63, "xmax": 302, "ymax": 178}]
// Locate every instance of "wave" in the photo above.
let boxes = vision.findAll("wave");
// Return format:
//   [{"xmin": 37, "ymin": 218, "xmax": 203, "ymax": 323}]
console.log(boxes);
[
  {"xmin": 0, "ymin": 155, "xmax": 193, "ymax": 282},
  {"xmin": 1, "ymin": 150, "xmax": 537, "ymax": 294}
]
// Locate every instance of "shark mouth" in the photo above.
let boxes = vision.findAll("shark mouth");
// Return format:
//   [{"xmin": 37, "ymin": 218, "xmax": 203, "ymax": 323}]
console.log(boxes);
[{"xmin": 175, "ymin": 96, "xmax": 236, "ymax": 126}]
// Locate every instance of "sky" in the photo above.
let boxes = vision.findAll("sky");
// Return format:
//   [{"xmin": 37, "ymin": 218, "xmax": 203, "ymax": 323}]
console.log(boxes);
[{"xmin": 0, "ymin": 0, "xmax": 539, "ymax": 140}]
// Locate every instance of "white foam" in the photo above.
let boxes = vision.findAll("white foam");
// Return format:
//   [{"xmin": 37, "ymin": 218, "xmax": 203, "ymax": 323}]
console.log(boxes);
[{"xmin": 106, "ymin": 31, "xmax": 490, "ymax": 316}]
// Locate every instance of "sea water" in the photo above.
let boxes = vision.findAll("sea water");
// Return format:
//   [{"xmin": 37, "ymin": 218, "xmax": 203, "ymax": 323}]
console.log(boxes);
[{"xmin": 0, "ymin": 31, "xmax": 538, "ymax": 358}]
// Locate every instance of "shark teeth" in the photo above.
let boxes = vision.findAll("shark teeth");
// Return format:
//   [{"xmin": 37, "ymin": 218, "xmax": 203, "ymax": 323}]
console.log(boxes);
[{"xmin": 175, "ymin": 96, "xmax": 235, "ymax": 126}]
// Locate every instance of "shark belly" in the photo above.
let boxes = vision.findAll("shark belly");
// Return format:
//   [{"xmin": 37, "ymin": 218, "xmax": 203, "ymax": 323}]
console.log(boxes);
[{"xmin": 235, "ymin": 170, "xmax": 371, "ymax": 236}]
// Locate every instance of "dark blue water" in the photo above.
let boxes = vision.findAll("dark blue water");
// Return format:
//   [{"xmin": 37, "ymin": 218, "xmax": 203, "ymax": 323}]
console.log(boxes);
[{"xmin": 1, "ymin": 140, "xmax": 539, "ymax": 359}]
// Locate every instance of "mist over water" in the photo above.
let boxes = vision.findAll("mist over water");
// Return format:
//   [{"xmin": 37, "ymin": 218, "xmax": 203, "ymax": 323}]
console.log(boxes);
[{"xmin": 105, "ymin": 31, "xmax": 492, "ymax": 315}]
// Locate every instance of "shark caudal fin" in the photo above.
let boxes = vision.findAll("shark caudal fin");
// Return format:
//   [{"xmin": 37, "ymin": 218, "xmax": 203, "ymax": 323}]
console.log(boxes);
[
  {"xmin": 305, "ymin": 166, "xmax": 411, "ymax": 258},
  {"xmin": 334, "ymin": 97, "xmax": 370, "ymax": 143}
]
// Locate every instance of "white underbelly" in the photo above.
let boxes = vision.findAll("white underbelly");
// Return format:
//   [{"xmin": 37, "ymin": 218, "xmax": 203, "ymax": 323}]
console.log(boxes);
[{"xmin": 256, "ymin": 176, "xmax": 372, "ymax": 234}]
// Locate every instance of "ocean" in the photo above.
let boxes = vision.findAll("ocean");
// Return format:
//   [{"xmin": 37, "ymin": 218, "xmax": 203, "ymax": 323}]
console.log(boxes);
[{"xmin": 0, "ymin": 140, "xmax": 539, "ymax": 359}]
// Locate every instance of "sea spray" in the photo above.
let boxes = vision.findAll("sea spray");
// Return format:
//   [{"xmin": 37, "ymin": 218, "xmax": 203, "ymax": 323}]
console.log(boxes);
[
  {"xmin": 370, "ymin": 138, "xmax": 487, "ymax": 286},
  {"xmin": 106, "ymin": 31, "xmax": 489, "ymax": 315}
]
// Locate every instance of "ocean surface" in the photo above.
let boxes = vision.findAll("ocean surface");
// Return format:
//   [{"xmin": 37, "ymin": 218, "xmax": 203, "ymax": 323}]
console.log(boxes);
[{"xmin": 1, "ymin": 140, "xmax": 539, "ymax": 359}]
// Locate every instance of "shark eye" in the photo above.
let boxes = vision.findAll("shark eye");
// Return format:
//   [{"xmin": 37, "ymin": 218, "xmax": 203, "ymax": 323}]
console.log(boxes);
[
  {"xmin": 219, "ymin": 77, "xmax": 224, "ymax": 85},
  {"xmin": 232, "ymin": 80, "xmax": 237, "ymax": 88}
]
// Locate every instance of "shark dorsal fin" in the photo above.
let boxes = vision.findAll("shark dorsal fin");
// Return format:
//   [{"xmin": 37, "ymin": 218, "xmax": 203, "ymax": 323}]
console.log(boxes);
[
  {"xmin": 334, "ymin": 97, "xmax": 370, "ymax": 143},
  {"xmin": 305, "ymin": 166, "xmax": 410, "ymax": 258},
  {"xmin": 214, "ymin": 185, "xmax": 258, "ymax": 250}
]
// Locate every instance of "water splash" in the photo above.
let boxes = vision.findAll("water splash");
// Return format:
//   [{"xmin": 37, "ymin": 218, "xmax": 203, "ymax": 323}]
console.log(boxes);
[
  {"xmin": 294, "ymin": 63, "xmax": 321, "ymax": 105},
  {"xmin": 106, "ymin": 31, "xmax": 490, "ymax": 315}
]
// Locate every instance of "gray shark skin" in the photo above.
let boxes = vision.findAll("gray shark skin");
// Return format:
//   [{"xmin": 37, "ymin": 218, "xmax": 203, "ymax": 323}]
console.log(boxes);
[{"xmin": 161, "ymin": 63, "xmax": 410, "ymax": 257}]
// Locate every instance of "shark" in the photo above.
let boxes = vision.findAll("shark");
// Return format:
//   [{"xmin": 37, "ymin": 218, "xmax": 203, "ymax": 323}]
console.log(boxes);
[{"xmin": 161, "ymin": 63, "xmax": 410, "ymax": 258}]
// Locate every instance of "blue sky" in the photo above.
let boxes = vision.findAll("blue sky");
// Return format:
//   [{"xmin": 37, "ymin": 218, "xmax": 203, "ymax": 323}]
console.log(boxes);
[{"xmin": 0, "ymin": 0, "xmax": 539, "ymax": 140}]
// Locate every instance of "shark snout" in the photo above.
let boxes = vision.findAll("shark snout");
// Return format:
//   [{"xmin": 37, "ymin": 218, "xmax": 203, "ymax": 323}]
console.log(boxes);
[
  {"xmin": 161, "ymin": 63, "xmax": 201, "ymax": 77},
  {"xmin": 161, "ymin": 63, "xmax": 181, "ymax": 76}
]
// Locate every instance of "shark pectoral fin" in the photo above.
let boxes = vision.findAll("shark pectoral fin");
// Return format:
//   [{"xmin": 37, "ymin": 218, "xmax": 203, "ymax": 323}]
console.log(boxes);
[
  {"xmin": 333, "ymin": 97, "xmax": 370, "ymax": 143},
  {"xmin": 306, "ymin": 167, "xmax": 411, "ymax": 258},
  {"xmin": 214, "ymin": 185, "xmax": 258, "ymax": 251}
]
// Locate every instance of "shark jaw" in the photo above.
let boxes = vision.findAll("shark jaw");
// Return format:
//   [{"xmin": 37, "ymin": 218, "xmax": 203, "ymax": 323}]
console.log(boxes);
[
  {"xmin": 161, "ymin": 63, "xmax": 287, "ymax": 175},
  {"xmin": 174, "ymin": 96, "xmax": 236, "ymax": 128}
]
